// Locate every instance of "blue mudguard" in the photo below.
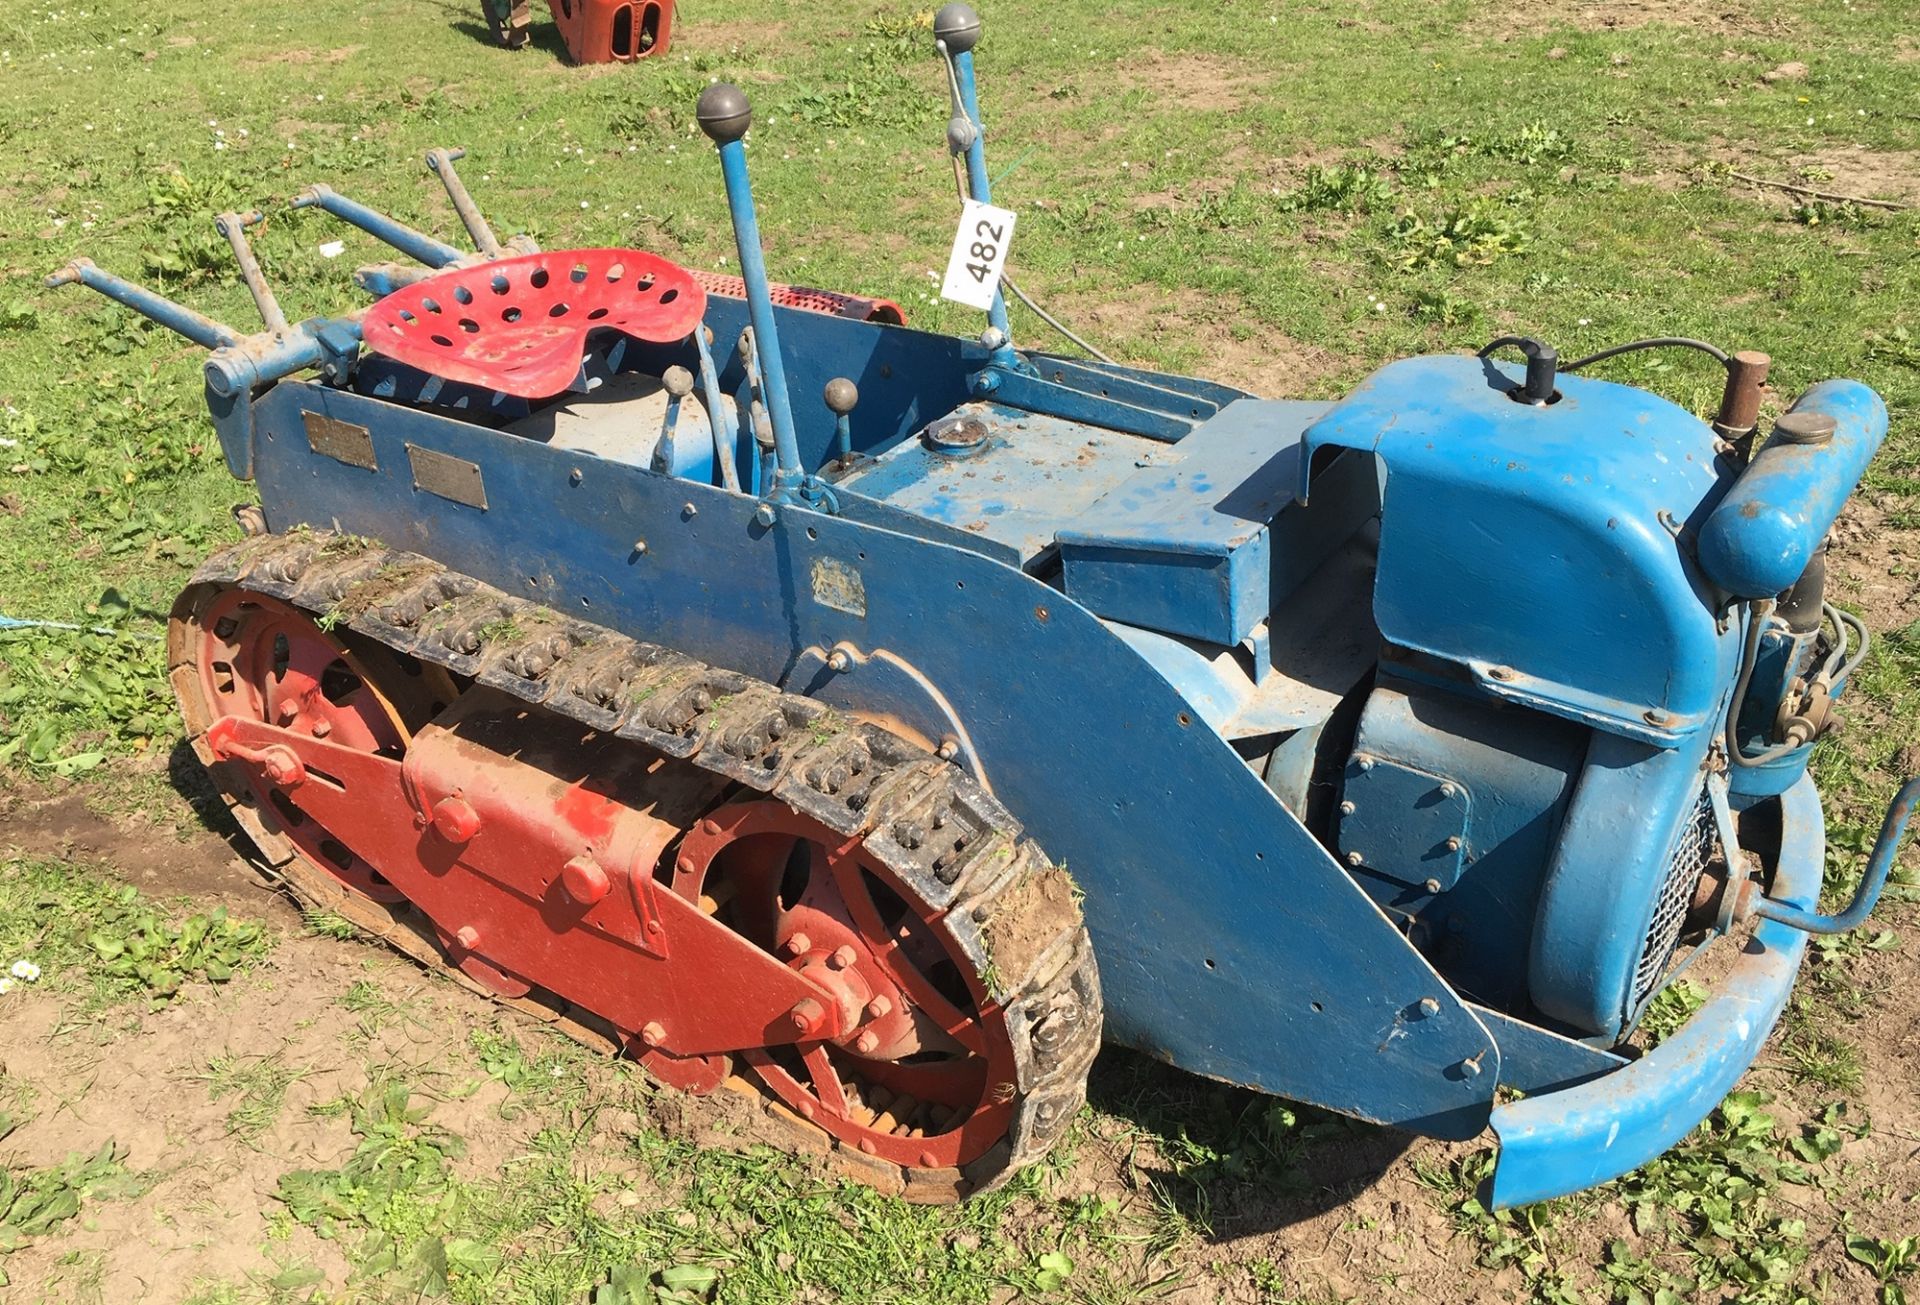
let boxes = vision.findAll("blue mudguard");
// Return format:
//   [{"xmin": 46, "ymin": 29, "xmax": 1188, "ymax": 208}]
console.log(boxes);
[{"xmin": 1485, "ymin": 775, "xmax": 1824, "ymax": 1209}]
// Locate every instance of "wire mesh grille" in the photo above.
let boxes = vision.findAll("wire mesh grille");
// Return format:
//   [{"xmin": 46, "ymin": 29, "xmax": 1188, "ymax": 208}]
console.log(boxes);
[{"xmin": 1633, "ymin": 789, "xmax": 1718, "ymax": 1007}]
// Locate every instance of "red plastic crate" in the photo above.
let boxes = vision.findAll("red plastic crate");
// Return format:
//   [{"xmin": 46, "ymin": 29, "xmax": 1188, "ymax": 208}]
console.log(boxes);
[{"xmin": 546, "ymin": 0, "xmax": 672, "ymax": 64}]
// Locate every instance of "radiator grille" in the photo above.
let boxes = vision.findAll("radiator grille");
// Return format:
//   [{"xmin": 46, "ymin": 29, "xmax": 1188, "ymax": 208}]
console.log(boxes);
[{"xmin": 1633, "ymin": 790, "xmax": 1717, "ymax": 1006}]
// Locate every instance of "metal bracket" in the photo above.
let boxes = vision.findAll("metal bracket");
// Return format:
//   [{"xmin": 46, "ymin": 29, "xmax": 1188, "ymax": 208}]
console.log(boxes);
[{"xmin": 968, "ymin": 355, "xmax": 1224, "ymax": 442}]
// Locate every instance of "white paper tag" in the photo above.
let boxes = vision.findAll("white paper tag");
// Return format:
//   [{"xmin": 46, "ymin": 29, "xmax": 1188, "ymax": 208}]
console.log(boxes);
[
  {"xmin": 940, "ymin": 199, "xmax": 1016, "ymax": 311},
  {"xmin": 317, "ymin": 240, "xmax": 346, "ymax": 259}
]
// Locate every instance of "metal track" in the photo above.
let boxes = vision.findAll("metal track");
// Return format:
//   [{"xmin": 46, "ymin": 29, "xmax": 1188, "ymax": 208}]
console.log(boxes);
[{"xmin": 167, "ymin": 529, "xmax": 1102, "ymax": 1201}]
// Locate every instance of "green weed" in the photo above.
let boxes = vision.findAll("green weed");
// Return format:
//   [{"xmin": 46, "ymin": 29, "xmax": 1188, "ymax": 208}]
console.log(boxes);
[
  {"xmin": 0, "ymin": 856, "xmax": 268, "ymax": 1003},
  {"xmin": 84, "ymin": 892, "xmax": 267, "ymax": 997},
  {"xmin": 200, "ymin": 1050, "xmax": 312, "ymax": 1143},
  {"xmin": 0, "ymin": 1141, "xmax": 146, "ymax": 1284},
  {"xmin": 1280, "ymin": 163, "xmax": 1395, "ymax": 214},
  {"xmin": 1385, "ymin": 198, "xmax": 1534, "ymax": 271}
]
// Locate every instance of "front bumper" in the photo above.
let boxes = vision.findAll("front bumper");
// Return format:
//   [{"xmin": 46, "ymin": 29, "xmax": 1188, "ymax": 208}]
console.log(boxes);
[{"xmin": 1485, "ymin": 774, "xmax": 1823, "ymax": 1209}]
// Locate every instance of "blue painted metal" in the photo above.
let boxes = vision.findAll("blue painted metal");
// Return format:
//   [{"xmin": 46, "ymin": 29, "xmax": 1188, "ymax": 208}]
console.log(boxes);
[
  {"xmin": 250, "ymin": 374, "xmax": 1506, "ymax": 1135},
  {"xmin": 949, "ymin": 48, "xmax": 1014, "ymax": 357},
  {"xmin": 1057, "ymin": 399, "xmax": 1377, "ymax": 645},
  {"xmin": 1340, "ymin": 755, "xmax": 1474, "ymax": 892},
  {"xmin": 1752, "ymin": 775, "xmax": 1920, "ymax": 934},
  {"xmin": 1487, "ymin": 774, "xmax": 1826, "ymax": 1208},
  {"xmin": 835, "ymin": 402, "xmax": 1168, "ymax": 570},
  {"xmin": 1530, "ymin": 730, "xmax": 1716, "ymax": 1038},
  {"xmin": 1302, "ymin": 357, "xmax": 1735, "ymax": 745},
  {"xmin": 693, "ymin": 328, "xmax": 743, "ymax": 492},
  {"xmin": 1339, "ymin": 681, "xmax": 1587, "ymax": 1012},
  {"xmin": 292, "ymin": 183, "xmax": 467, "ymax": 268},
  {"xmin": 1697, "ymin": 382, "xmax": 1889, "ymax": 599},
  {"xmin": 713, "ymin": 139, "xmax": 804, "ymax": 490},
  {"xmin": 971, "ymin": 359, "xmax": 1224, "ymax": 442},
  {"xmin": 44, "ymin": 259, "xmax": 240, "ymax": 349},
  {"xmin": 1471, "ymin": 1003, "xmax": 1625, "ymax": 1098}
]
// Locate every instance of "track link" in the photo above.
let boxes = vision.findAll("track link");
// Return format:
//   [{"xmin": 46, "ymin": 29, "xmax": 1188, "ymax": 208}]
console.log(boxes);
[{"xmin": 168, "ymin": 529, "xmax": 1102, "ymax": 1200}]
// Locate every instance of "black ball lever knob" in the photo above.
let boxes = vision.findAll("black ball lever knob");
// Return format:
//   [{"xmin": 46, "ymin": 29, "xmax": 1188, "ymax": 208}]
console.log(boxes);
[
  {"xmin": 696, "ymin": 83, "xmax": 752, "ymax": 144},
  {"xmin": 933, "ymin": 3, "xmax": 981, "ymax": 54}
]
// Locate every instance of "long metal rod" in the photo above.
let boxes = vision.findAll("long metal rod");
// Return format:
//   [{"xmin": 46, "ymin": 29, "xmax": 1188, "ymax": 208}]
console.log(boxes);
[
  {"xmin": 951, "ymin": 49, "xmax": 1014, "ymax": 350},
  {"xmin": 425, "ymin": 148, "xmax": 503, "ymax": 257},
  {"xmin": 715, "ymin": 140, "xmax": 802, "ymax": 482},
  {"xmin": 292, "ymin": 184, "xmax": 466, "ymax": 269},
  {"xmin": 215, "ymin": 211, "xmax": 289, "ymax": 335},
  {"xmin": 693, "ymin": 328, "xmax": 742, "ymax": 493},
  {"xmin": 1754, "ymin": 775, "xmax": 1920, "ymax": 934},
  {"xmin": 43, "ymin": 259, "xmax": 240, "ymax": 349}
]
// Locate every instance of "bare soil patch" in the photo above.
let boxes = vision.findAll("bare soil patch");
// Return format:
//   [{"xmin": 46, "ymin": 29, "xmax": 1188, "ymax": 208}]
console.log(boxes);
[
  {"xmin": 673, "ymin": 18, "xmax": 790, "ymax": 58},
  {"xmin": 1053, "ymin": 285, "xmax": 1351, "ymax": 399},
  {"xmin": 0, "ymin": 780, "xmax": 289, "ymax": 916},
  {"xmin": 1114, "ymin": 49, "xmax": 1270, "ymax": 114},
  {"xmin": 1495, "ymin": 0, "xmax": 1780, "ymax": 35}
]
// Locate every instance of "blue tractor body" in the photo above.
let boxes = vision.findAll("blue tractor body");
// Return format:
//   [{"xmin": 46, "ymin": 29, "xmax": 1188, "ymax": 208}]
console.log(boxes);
[{"xmin": 46, "ymin": 6, "xmax": 1918, "ymax": 1210}]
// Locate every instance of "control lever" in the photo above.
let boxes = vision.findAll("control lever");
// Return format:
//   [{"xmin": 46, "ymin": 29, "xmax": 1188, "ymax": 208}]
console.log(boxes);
[{"xmin": 215, "ymin": 210, "xmax": 289, "ymax": 335}]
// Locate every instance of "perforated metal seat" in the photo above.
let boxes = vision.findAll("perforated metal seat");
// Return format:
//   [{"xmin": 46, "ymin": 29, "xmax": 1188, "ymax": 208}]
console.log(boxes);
[{"xmin": 363, "ymin": 248, "xmax": 706, "ymax": 398}]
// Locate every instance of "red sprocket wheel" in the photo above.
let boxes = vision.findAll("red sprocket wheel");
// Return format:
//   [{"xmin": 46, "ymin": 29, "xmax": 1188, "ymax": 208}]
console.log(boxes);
[
  {"xmin": 184, "ymin": 589, "xmax": 453, "ymax": 903},
  {"xmin": 672, "ymin": 801, "xmax": 1020, "ymax": 1173}
]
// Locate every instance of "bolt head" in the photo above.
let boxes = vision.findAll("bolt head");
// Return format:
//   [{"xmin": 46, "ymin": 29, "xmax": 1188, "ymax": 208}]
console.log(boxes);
[
  {"xmin": 1644, "ymin": 707, "xmax": 1673, "ymax": 726},
  {"xmin": 454, "ymin": 925, "xmax": 481, "ymax": 952},
  {"xmin": 561, "ymin": 854, "xmax": 611, "ymax": 906},
  {"xmin": 827, "ymin": 649, "xmax": 852, "ymax": 672},
  {"xmin": 754, "ymin": 502, "xmax": 778, "ymax": 527},
  {"xmin": 865, "ymin": 996, "xmax": 893, "ymax": 1019},
  {"xmin": 1338, "ymin": 800, "xmax": 1356, "ymax": 816},
  {"xmin": 788, "ymin": 997, "xmax": 826, "ymax": 1035},
  {"xmin": 640, "ymin": 1021, "xmax": 666, "ymax": 1048},
  {"xmin": 1418, "ymin": 997, "xmax": 1441, "ymax": 1017},
  {"xmin": 1489, "ymin": 665, "xmax": 1516, "ymax": 682},
  {"xmin": 1346, "ymin": 850, "xmax": 1364, "ymax": 867},
  {"xmin": 1424, "ymin": 878, "xmax": 1443, "ymax": 895},
  {"xmin": 662, "ymin": 365, "xmax": 694, "ymax": 398},
  {"xmin": 1445, "ymin": 836, "xmax": 1463, "ymax": 853},
  {"xmin": 1459, "ymin": 1055, "xmax": 1484, "ymax": 1078},
  {"xmin": 828, "ymin": 944, "xmax": 858, "ymax": 971},
  {"xmin": 1439, "ymin": 782, "xmax": 1457, "ymax": 799},
  {"xmin": 431, "ymin": 796, "xmax": 483, "ymax": 844},
  {"xmin": 854, "ymin": 1030, "xmax": 880, "ymax": 1054},
  {"xmin": 310, "ymin": 718, "xmax": 333, "ymax": 739},
  {"xmin": 785, "ymin": 932, "xmax": 813, "ymax": 957},
  {"xmin": 1354, "ymin": 754, "xmax": 1375, "ymax": 772}
]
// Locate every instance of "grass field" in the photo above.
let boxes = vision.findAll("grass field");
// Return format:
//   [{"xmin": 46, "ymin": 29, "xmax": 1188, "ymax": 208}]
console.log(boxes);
[{"xmin": 2, "ymin": 0, "xmax": 1918, "ymax": 1300}]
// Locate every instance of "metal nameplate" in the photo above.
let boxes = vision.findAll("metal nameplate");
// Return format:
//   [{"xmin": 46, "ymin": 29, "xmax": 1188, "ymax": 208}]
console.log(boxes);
[
  {"xmin": 302, "ymin": 411, "xmax": 378, "ymax": 470},
  {"xmin": 406, "ymin": 443, "xmax": 488, "ymax": 510}
]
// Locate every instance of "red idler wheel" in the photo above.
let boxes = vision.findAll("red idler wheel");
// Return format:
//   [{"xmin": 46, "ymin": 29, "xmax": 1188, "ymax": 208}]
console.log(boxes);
[
  {"xmin": 188, "ymin": 590, "xmax": 437, "ymax": 904},
  {"xmin": 672, "ymin": 802, "xmax": 1019, "ymax": 1173},
  {"xmin": 363, "ymin": 249, "xmax": 708, "ymax": 398}
]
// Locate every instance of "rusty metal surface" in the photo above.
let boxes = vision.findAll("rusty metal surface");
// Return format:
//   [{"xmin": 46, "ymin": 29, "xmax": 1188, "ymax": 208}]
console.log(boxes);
[
  {"xmin": 407, "ymin": 443, "xmax": 488, "ymax": 509},
  {"xmin": 303, "ymin": 411, "xmax": 378, "ymax": 470},
  {"xmin": 167, "ymin": 535, "xmax": 1103, "ymax": 1200}
]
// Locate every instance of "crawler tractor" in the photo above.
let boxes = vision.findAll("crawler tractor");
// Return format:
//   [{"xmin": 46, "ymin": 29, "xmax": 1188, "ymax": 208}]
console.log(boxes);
[{"xmin": 47, "ymin": 5, "xmax": 1918, "ymax": 1207}]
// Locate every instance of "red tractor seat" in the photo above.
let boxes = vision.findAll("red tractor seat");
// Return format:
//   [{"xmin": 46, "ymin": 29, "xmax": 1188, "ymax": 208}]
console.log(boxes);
[{"xmin": 363, "ymin": 248, "xmax": 706, "ymax": 398}]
